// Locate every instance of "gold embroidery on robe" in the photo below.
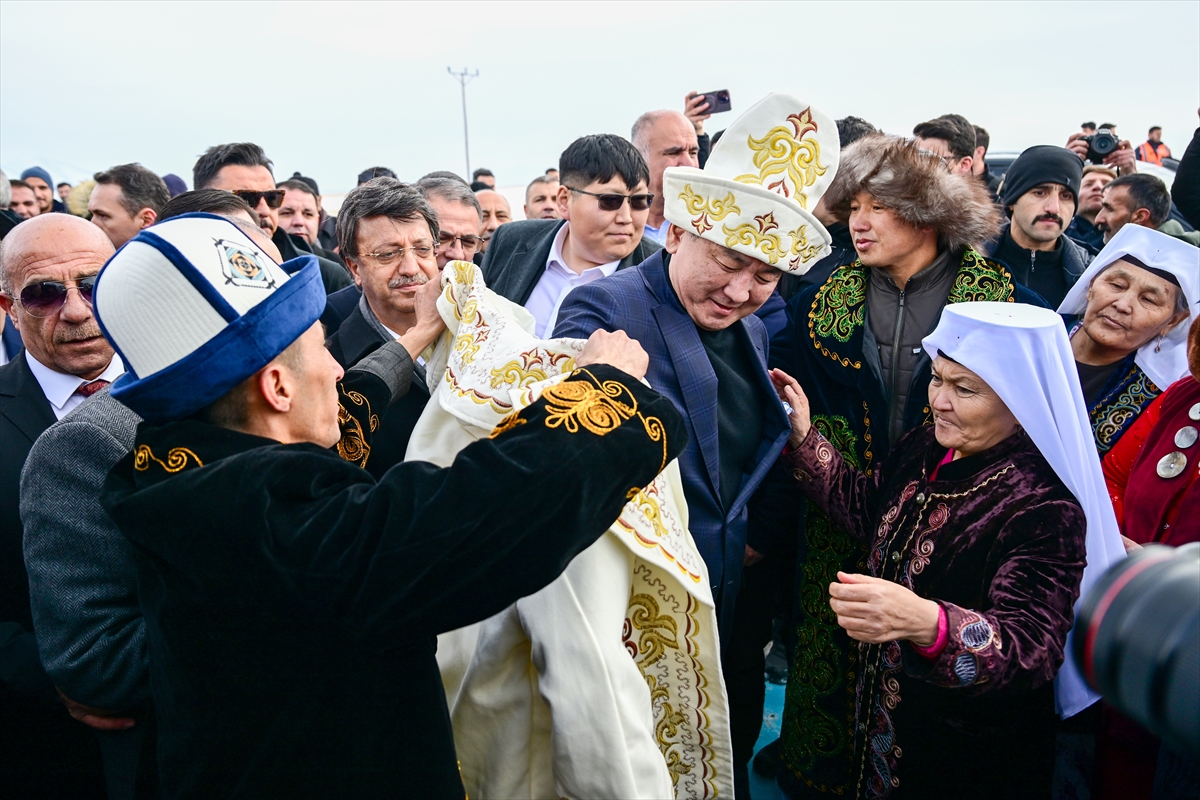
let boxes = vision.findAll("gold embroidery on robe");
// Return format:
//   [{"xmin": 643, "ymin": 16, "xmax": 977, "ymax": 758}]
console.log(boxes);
[{"xmin": 133, "ymin": 445, "xmax": 204, "ymax": 473}]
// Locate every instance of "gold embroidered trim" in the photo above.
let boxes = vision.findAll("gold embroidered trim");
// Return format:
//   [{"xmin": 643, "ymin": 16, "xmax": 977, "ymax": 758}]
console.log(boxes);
[
  {"xmin": 678, "ymin": 184, "xmax": 740, "ymax": 235},
  {"xmin": 336, "ymin": 384, "xmax": 371, "ymax": 467},
  {"xmin": 722, "ymin": 212, "xmax": 785, "ymax": 265},
  {"xmin": 734, "ymin": 109, "xmax": 827, "ymax": 207},
  {"xmin": 542, "ymin": 368, "xmax": 668, "ymax": 471},
  {"xmin": 488, "ymin": 412, "xmax": 527, "ymax": 439},
  {"xmin": 133, "ymin": 445, "xmax": 203, "ymax": 473}
]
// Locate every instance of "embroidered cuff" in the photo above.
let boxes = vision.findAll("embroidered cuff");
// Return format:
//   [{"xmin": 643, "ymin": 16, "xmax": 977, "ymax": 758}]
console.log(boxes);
[
  {"xmin": 911, "ymin": 604, "xmax": 948, "ymax": 660},
  {"xmin": 782, "ymin": 430, "xmax": 832, "ymax": 482}
]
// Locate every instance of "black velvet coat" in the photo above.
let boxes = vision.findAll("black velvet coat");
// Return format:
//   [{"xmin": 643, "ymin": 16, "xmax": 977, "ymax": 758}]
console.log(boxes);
[
  {"xmin": 781, "ymin": 425, "xmax": 1087, "ymax": 800},
  {"xmin": 101, "ymin": 364, "xmax": 684, "ymax": 799}
]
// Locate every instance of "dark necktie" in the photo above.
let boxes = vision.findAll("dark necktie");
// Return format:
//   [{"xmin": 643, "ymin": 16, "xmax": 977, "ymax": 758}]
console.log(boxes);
[{"xmin": 75, "ymin": 379, "xmax": 110, "ymax": 398}]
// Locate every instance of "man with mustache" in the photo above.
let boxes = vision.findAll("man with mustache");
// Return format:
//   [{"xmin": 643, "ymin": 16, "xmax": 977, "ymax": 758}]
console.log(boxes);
[
  {"xmin": 984, "ymin": 145, "xmax": 1094, "ymax": 307},
  {"xmin": 324, "ymin": 178, "xmax": 446, "ymax": 476},
  {"xmin": 0, "ymin": 213, "xmax": 118, "ymax": 797}
]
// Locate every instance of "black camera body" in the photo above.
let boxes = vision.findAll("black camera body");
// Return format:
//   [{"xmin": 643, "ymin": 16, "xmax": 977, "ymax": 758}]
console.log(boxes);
[
  {"xmin": 1074, "ymin": 543, "xmax": 1199, "ymax": 754},
  {"xmin": 1083, "ymin": 127, "xmax": 1120, "ymax": 164}
]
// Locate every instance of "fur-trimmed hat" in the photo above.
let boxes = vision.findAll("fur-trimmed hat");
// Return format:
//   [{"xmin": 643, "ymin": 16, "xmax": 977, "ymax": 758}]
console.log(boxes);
[{"xmin": 822, "ymin": 134, "xmax": 1001, "ymax": 251}]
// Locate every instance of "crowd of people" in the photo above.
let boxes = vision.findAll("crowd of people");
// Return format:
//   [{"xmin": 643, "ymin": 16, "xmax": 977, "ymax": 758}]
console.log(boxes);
[{"xmin": 1, "ymin": 91, "xmax": 1198, "ymax": 800}]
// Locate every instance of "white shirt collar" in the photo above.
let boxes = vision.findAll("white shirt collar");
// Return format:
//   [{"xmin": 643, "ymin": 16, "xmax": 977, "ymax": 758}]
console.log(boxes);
[
  {"xmin": 26, "ymin": 351, "xmax": 124, "ymax": 413},
  {"xmin": 546, "ymin": 222, "xmax": 621, "ymax": 277}
]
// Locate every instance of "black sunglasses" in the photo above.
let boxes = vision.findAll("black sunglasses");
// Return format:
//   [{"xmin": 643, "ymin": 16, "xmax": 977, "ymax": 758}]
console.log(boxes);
[
  {"xmin": 567, "ymin": 187, "xmax": 654, "ymax": 212},
  {"xmin": 231, "ymin": 189, "xmax": 285, "ymax": 209},
  {"xmin": 17, "ymin": 275, "xmax": 97, "ymax": 318}
]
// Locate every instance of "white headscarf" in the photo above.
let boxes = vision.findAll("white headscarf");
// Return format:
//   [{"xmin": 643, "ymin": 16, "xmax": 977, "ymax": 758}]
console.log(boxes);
[
  {"xmin": 1058, "ymin": 224, "xmax": 1200, "ymax": 390},
  {"xmin": 923, "ymin": 302, "xmax": 1125, "ymax": 718}
]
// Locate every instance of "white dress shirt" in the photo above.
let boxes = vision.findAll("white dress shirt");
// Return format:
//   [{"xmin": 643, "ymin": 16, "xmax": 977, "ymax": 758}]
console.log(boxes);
[
  {"xmin": 524, "ymin": 223, "xmax": 620, "ymax": 339},
  {"xmin": 26, "ymin": 352, "xmax": 125, "ymax": 420}
]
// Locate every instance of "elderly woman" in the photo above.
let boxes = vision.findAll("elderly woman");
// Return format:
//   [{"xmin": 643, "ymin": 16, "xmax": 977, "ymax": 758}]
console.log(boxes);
[
  {"xmin": 1059, "ymin": 225, "xmax": 1197, "ymax": 457},
  {"xmin": 771, "ymin": 302, "xmax": 1123, "ymax": 800}
]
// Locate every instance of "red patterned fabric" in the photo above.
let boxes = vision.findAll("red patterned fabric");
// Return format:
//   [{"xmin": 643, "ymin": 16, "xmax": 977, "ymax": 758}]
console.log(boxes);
[
  {"xmin": 1107, "ymin": 378, "xmax": 1200, "ymax": 545},
  {"xmin": 74, "ymin": 379, "xmax": 110, "ymax": 399}
]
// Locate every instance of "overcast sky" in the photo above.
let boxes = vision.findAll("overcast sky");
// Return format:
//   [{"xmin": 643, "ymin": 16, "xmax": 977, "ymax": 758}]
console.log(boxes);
[{"xmin": 2, "ymin": 0, "xmax": 1198, "ymax": 197}]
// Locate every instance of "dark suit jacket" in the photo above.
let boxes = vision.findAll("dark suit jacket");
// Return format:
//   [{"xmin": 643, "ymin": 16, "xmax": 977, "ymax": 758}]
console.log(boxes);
[
  {"xmin": 325, "ymin": 303, "xmax": 431, "ymax": 479},
  {"xmin": 0, "ymin": 353, "xmax": 55, "ymax": 638},
  {"xmin": 0, "ymin": 352, "xmax": 107, "ymax": 797},
  {"xmin": 273, "ymin": 228, "xmax": 353, "ymax": 295},
  {"xmin": 2, "ymin": 316, "xmax": 22, "ymax": 363},
  {"xmin": 320, "ymin": 284, "xmax": 363, "ymax": 334},
  {"xmin": 553, "ymin": 251, "xmax": 791, "ymax": 632},
  {"xmin": 480, "ymin": 219, "xmax": 662, "ymax": 306}
]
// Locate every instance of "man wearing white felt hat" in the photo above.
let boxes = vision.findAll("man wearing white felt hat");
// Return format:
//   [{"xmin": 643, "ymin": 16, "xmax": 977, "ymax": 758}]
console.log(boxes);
[
  {"xmin": 555, "ymin": 92, "xmax": 841, "ymax": 792},
  {"xmin": 91, "ymin": 213, "xmax": 685, "ymax": 798}
]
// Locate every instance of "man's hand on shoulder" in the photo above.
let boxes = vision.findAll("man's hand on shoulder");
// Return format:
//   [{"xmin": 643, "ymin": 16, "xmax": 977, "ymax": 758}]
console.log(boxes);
[{"xmin": 575, "ymin": 329, "xmax": 649, "ymax": 381}]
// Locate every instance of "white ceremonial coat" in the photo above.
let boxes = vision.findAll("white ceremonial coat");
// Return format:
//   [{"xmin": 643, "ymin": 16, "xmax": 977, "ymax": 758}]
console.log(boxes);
[{"xmin": 407, "ymin": 261, "xmax": 735, "ymax": 799}]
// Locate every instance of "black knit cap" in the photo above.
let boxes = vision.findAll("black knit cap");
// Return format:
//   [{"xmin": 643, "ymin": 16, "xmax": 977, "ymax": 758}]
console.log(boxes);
[
  {"xmin": 290, "ymin": 171, "xmax": 319, "ymax": 196},
  {"xmin": 1000, "ymin": 145, "xmax": 1083, "ymax": 208}
]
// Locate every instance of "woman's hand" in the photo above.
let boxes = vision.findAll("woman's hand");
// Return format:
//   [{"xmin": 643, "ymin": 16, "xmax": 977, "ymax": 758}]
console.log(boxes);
[
  {"xmin": 829, "ymin": 571, "xmax": 941, "ymax": 646},
  {"xmin": 769, "ymin": 368, "xmax": 811, "ymax": 449}
]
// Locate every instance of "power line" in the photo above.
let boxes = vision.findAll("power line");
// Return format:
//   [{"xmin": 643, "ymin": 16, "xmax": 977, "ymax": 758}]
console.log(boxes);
[{"xmin": 447, "ymin": 67, "xmax": 480, "ymax": 178}]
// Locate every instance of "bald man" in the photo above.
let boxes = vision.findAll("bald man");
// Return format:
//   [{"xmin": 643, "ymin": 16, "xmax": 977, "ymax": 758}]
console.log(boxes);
[
  {"xmin": 18, "ymin": 199, "xmax": 283, "ymax": 799},
  {"xmin": 630, "ymin": 109, "xmax": 701, "ymax": 245},
  {"xmin": 475, "ymin": 189, "xmax": 512, "ymax": 253},
  {"xmin": 0, "ymin": 214, "xmax": 116, "ymax": 797}
]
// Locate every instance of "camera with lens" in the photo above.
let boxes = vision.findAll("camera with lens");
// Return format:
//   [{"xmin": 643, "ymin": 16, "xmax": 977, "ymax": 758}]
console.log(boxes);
[
  {"xmin": 1083, "ymin": 127, "xmax": 1120, "ymax": 164},
  {"xmin": 1074, "ymin": 543, "xmax": 1199, "ymax": 754}
]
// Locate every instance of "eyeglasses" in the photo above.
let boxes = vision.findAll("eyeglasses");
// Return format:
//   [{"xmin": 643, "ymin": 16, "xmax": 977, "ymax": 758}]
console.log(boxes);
[
  {"xmin": 437, "ymin": 232, "xmax": 482, "ymax": 252},
  {"xmin": 359, "ymin": 245, "xmax": 436, "ymax": 266},
  {"xmin": 16, "ymin": 275, "xmax": 97, "ymax": 318},
  {"xmin": 566, "ymin": 187, "xmax": 654, "ymax": 211},
  {"xmin": 231, "ymin": 189, "xmax": 285, "ymax": 209}
]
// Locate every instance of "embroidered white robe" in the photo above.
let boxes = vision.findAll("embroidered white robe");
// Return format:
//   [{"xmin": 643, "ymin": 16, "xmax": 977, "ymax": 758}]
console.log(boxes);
[{"xmin": 406, "ymin": 261, "xmax": 734, "ymax": 799}]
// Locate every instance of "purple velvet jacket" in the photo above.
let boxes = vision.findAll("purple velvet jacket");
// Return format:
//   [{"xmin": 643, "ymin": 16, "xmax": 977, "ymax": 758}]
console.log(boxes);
[{"xmin": 783, "ymin": 425, "xmax": 1087, "ymax": 800}]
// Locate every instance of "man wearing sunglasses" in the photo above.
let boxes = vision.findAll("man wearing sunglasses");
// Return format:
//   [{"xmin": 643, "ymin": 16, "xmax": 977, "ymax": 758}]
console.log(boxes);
[
  {"xmin": 0, "ymin": 213, "xmax": 120, "ymax": 797},
  {"xmin": 481, "ymin": 134, "xmax": 661, "ymax": 338},
  {"xmin": 193, "ymin": 142, "xmax": 352, "ymax": 296}
]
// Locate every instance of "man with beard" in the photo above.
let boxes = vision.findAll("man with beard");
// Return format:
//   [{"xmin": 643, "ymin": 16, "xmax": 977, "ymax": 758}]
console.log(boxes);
[
  {"xmin": 0, "ymin": 213, "xmax": 117, "ymax": 797},
  {"xmin": 192, "ymin": 142, "xmax": 351, "ymax": 295},
  {"xmin": 983, "ymin": 145, "xmax": 1094, "ymax": 307},
  {"xmin": 20, "ymin": 167, "xmax": 67, "ymax": 215}
]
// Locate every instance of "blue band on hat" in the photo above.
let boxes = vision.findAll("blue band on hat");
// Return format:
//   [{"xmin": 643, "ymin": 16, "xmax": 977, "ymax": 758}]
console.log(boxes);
[{"xmin": 109, "ymin": 256, "xmax": 324, "ymax": 424}]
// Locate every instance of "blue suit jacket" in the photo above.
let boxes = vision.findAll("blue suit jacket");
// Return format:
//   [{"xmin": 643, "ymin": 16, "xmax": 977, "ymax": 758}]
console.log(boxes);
[{"xmin": 554, "ymin": 251, "xmax": 790, "ymax": 632}]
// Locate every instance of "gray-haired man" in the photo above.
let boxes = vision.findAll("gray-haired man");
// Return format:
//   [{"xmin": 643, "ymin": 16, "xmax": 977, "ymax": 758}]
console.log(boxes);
[{"xmin": 324, "ymin": 178, "xmax": 447, "ymax": 476}]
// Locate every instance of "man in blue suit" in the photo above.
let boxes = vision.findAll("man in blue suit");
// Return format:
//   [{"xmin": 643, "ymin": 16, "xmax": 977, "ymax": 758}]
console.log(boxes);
[{"xmin": 555, "ymin": 93, "xmax": 844, "ymax": 798}]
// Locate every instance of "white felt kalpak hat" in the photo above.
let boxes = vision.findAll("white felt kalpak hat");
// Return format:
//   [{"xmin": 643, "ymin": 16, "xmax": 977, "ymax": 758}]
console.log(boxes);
[
  {"xmin": 923, "ymin": 301, "xmax": 1126, "ymax": 719},
  {"xmin": 1057, "ymin": 224, "xmax": 1199, "ymax": 391},
  {"xmin": 662, "ymin": 93, "xmax": 840, "ymax": 275},
  {"xmin": 94, "ymin": 213, "xmax": 326, "ymax": 424}
]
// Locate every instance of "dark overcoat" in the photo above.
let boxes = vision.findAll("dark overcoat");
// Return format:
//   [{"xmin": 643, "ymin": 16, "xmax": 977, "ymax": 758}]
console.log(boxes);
[{"xmin": 101, "ymin": 363, "xmax": 684, "ymax": 799}]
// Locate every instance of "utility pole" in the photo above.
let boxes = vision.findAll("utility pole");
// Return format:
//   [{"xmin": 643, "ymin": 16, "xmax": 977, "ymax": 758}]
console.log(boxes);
[{"xmin": 447, "ymin": 67, "xmax": 479, "ymax": 178}]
